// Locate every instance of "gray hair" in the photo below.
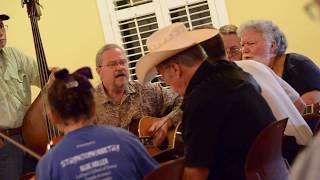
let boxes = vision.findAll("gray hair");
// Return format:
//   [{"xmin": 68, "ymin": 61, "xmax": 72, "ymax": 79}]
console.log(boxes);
[
  {"xmin": 95, "ymin": 44, "xmax": 127, "ymax": 67},
  {"xmin": 219, "ymin": 24, "xmax": 238, "ymax": 36},
  {"xmin": 237, "ymin": 20, "xmax": 287, "ymax": 55}
]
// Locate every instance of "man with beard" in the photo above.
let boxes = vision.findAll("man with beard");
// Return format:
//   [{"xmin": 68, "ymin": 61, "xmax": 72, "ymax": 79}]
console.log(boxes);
[
  {"xmin": 94, "ymin": 44, "xmax": 181, "ymax": 145},
  {"xmin": 237, "ymin": 19, "xmax": 320, "ymax": 107}
]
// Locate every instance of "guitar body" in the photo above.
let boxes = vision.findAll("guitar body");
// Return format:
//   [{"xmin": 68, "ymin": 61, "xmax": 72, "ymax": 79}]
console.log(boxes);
[
  {"xmin": 144, "ymin": 158, "xmax": 185, "ymax": 180},
  {"xmin": 138, "ymin": 116, "xmax": 184, "ymax": 162}
]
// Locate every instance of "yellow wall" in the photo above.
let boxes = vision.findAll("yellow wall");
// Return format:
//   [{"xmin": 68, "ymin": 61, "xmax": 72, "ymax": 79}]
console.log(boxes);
[
  {"xmin": 1, "ymin": 0, "xmax": 105, "ymax": 98},
  {"xmin": 1, "ymin": 0, "xmax": 320, "ymax": 99}
]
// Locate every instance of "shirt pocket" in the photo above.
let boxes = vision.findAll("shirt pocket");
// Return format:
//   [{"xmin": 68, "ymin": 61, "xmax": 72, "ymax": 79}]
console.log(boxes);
[{"xmin": 4, "ymin": 70, "xmax": 30, "ymax": 106}]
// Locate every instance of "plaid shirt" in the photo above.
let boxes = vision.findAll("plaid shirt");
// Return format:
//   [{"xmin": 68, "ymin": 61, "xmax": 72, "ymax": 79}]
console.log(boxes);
[{"xmin": 94, "ymin": 81, "xmax": 182, "ymax": 130}]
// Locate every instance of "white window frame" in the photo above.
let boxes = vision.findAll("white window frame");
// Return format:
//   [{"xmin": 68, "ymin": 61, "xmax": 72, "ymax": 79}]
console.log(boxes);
[
  {"xmin": 97, "ymin": 0, "xmax": 229, "ymax": 43},
  {"xmin": 96, "ymin": 0, "xmax": 229, "ymax": 81}
]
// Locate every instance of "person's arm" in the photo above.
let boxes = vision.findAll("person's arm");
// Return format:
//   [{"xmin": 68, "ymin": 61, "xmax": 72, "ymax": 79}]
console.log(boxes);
[
  {"xmin": 183, "ymin": 167, "xmax": 209, "ymax": 180},
  {"xmin": 157, "ymin": 84, "xmax": 183, "ymax": 126},
  {"xmin": 147, "ymin": 83, "xmax": 183, "ymax": 145},
  {"xmin": 182, "ymin": 92, "xmax": 222, "ymax": 180},
  {"xmin": 149, "ymin": 109, "xmax": 182, "ymax": 146},
  {"xmin": 15, "ymin": 47, "xmax": 58, "ymax": 88},
  {"xmin": 294, "ymin": 98, "xmax": 307, "ymax": 114},
  {"xmin": 264, "ymin": 64, "xmax": 307, "ymax": 113},
  {"xmin": 301, "ymin": 90, "xmax": 320, "ymax": 105},
  {"xmin": 13, "ymin": 47, "xmax": 41, "ymax": 87},
  {"xmin": 275, "ymin": 75, "xmax": 299, "ymax": 102},
  {"xmin": 285, "ymin": 56, "xmax": 320, "ymax": 105}
]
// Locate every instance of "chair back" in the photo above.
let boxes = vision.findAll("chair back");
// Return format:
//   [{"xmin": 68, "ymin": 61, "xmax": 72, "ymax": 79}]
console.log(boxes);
[
  {"xmin": 245, "ymin": 118, "xmax": 289, "ymax": 180},
  {"xmin": 144, "ymin": 157, "xmax": 184, "ymax": 180}
]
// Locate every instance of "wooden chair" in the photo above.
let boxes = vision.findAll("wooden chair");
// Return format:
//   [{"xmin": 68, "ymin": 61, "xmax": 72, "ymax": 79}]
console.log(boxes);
[
  {"xmin": 144, "ymin": 157, "xmax": 184, "ymax": 180},
  {"xmin": 245, "ymin": 118, "xmax": 289, "ymax": 180}
]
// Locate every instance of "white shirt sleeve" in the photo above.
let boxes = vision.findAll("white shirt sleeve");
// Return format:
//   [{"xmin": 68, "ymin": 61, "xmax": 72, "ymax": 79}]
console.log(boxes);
[{"xmin": 265, "ymin": 66, "xmax": 300, "ymax": 102}]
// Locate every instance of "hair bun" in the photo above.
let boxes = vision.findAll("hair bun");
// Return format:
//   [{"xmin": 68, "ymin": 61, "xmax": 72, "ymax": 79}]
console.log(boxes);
[
  {"xmin": 54, "ymin": 69, "xmax": 70, "ymax": 80},
  {"xmin": 74, "ymin": 67, "xmax": 93, "ymax": 80}
]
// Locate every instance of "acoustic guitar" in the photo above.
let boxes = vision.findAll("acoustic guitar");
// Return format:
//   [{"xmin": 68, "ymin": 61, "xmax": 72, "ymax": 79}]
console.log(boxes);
[
  {"xmin": 137, "ymin": 116, "xmax": 184, "ymax": 163},
  {"xmin": 144, "ymin": 157, "xmax": 185, "ymax": 180}
]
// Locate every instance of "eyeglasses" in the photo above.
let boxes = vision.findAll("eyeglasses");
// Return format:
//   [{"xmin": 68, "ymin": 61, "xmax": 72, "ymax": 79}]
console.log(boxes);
[
  {"xmin": 226, "ymin": 47, "xmax": 241, "ymax": 56},
  {"xmin": 0, "ymin": 24, "xmax": 8, "ymax": 30},
  {"xmin": 98, "ymin": 59, "xmax": 128, "ymax": 69},
  {"xmin": 157, "ymin": 75, "xmax": 165, "ymax": 83}
]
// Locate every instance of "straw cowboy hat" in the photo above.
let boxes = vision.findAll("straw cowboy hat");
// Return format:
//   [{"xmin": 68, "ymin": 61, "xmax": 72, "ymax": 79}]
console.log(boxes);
[{"xmin": 136, "ymin": 22, "xmax": 218, "ymax": 84}]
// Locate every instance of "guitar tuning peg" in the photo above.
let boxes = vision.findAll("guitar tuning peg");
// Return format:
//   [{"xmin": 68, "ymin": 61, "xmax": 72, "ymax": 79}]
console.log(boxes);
[{"xmin": 21, "ymin": 0, "xmax": 25, "ymax": 8}]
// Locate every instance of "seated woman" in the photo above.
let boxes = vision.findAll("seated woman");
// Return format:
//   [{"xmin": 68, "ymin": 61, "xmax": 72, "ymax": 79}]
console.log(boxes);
[{"xmin": 36, "ymin": 67, "xmax": 158, "ymax": 180}]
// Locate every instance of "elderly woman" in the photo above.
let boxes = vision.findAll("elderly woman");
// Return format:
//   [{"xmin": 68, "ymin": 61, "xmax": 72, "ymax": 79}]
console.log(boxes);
[{"xmin": 238, "ymin": 19, "xmax": 320, "ymax": 106}]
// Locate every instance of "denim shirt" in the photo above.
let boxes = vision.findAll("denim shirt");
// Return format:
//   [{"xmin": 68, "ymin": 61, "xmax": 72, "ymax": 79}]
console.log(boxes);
[{"xmin": 0, "ymin": 47, "xmax": 39, "ymax": 128}]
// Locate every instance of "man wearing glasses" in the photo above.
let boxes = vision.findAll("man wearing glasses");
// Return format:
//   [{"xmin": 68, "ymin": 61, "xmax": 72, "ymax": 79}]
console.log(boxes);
[
  {"xmin": 94, "ymin": 43, "xmax": 181, "ymax": 146},
  {"xmin": 0, "ymin": 14, "xmax": 40, "ymax": 179},
  {"xmin": 219, "ymin": 24, "xmax": 242, "ymax": 61}
]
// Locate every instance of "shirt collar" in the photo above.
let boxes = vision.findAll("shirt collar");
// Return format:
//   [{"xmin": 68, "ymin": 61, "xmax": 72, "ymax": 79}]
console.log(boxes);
[
  {"xmin": 96, "ymin": 81, "xmax": 137, "ymax": 104},
  {"xmin": 184, "ymin": 60, "xmax": 214, "ymax": 96}
]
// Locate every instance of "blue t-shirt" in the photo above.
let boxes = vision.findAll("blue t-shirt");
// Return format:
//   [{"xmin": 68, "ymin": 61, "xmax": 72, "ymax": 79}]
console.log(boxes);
[{"xmin": 36, "ymin": 125, "xmax": 158, "ymax": 180}]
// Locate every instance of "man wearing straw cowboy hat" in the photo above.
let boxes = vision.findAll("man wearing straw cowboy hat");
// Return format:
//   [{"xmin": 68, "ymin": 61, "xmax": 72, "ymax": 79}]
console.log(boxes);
[{"xmin": 136, "ymin": 23, "xmax": 275, "ymax": 180}]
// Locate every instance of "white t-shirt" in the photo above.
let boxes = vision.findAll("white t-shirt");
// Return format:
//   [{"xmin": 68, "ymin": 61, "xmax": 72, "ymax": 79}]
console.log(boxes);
[{"xmin": 235, "ymin": 60, "xmax": 312, "ymax": 145}]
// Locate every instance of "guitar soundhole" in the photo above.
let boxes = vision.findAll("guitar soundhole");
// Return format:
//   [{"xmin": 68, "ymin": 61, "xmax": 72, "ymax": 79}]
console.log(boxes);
[
  {"xmin": 139, "ymin": 137, "xmax": 153, "ymax": 146},
  {"xmin": 158, "ymin": 138, "xmax": 169, "ymax": 150},
  {"xmin": 139, "ymin": 136, "xmax": 169, "ymax": 150}
]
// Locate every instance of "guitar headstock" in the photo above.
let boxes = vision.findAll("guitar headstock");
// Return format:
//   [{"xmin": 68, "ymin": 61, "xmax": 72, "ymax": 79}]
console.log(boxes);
[{"xmin": 21, "ymin": 0, "xmax": 42, "ymax": 20}]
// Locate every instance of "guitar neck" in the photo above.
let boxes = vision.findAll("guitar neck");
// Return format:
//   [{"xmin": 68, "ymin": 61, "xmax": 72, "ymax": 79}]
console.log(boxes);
[{"xmin": 304, "ymin": 103, "xmax": 320, "ymax": 115}]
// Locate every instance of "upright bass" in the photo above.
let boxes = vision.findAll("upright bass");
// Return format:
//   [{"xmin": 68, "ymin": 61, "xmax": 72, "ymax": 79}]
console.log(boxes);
[{"xmin": 21, "ymin": 0, "xmax": 61, "ymax": 156}]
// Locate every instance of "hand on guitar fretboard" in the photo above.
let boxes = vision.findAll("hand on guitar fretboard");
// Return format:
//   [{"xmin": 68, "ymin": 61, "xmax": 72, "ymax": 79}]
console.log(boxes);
[{"xmin": 137, "ymin": 116, "xmax": 184, "ymax": 161}]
